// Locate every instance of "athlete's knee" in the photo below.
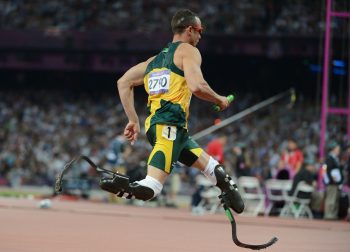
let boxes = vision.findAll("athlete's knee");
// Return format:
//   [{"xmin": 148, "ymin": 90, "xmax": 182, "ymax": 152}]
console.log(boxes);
[{"xmin": 201, "ymin": 156, "xmax": 220, "ymax": 185}]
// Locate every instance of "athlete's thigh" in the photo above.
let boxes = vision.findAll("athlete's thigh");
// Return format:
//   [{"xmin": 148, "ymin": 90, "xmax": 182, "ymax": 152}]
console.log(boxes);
[{"xmin": 146, "ymin": 124, "xmax": 187, "ymax": 174}]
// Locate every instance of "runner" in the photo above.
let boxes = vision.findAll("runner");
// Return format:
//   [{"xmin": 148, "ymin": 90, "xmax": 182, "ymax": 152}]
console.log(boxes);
[{"xmin": 99, "ymin": 9, "xmax": 244, "ymax": 214}]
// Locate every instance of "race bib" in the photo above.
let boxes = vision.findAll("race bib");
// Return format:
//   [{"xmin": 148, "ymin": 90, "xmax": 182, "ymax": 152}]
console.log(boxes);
[
  {"xmin": 162, "ymin": 125, "xmax": 177, "ymax": 141},
  {"xmin": 148, "ymin": 70, "xmax": 170, "ymax": 95}
]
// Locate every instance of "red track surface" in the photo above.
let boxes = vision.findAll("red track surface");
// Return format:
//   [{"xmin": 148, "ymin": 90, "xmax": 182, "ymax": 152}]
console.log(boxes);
[{"xmin": 1, "ymin": 197, "xmax": 349, "ymax": 252}]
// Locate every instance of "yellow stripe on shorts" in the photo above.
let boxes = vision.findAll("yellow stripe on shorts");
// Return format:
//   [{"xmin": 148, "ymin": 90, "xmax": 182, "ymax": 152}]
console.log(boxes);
[
  {"xmin": 189, "ymin": 147, "xmax": 203, "ymax": 158},
  {"xmin": 147, "ymin": 124, "xmax": 174, "ymax": 173}
]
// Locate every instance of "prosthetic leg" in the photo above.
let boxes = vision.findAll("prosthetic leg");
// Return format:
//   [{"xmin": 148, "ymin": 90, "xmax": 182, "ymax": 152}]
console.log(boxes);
[
  {"xmin": 214, "ymin": 165, "xmax": 245, "ymax": 213},
  {"xmin": 214, "ymin": 165, "xmax": 278, "ymax": 250},
  {"xmin": 100, "ymin": 174, "xmax": 156, "ymax": 201},
  {"xmin": 55, "ymin": 155, "xmax": 159, "ymax": 201}
]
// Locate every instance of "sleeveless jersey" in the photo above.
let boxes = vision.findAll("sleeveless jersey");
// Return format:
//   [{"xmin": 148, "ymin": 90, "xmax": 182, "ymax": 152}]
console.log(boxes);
[{"xmin": 143, "ymin": 41, "xmax": 192, "ymax": 132}]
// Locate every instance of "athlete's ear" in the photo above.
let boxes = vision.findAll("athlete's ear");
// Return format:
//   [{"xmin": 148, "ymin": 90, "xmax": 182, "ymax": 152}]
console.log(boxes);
[
  {"xmin": 185, "ymin": 26, "xmax": 192, "ymax": 36},
  {"xmin": 184, "ymin": 27, "xmax": 194, "ymax": 42}
]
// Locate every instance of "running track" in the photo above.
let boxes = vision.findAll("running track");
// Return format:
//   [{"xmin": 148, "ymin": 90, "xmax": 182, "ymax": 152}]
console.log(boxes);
[{"xmin": 0, "ymin": 197, "xmax": 349, "ymax": 252}]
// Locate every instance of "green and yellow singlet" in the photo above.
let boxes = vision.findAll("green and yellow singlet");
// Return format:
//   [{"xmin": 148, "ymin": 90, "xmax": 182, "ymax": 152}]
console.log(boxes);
[{"xmin": 143, "ymin": 41, "xmax": 191, "ymax": 132}]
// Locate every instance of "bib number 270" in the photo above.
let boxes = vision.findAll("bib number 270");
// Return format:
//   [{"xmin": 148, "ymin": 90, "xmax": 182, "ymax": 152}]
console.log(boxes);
[{"xmin": 148, "ymin": 69, "xmax": 170, "ymax": 95}]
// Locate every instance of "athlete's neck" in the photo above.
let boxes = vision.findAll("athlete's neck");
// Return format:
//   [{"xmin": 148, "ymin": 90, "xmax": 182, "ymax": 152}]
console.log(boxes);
[{"xmin": 172, "ymin": 34, "xmax": 188, "ymax": 44}]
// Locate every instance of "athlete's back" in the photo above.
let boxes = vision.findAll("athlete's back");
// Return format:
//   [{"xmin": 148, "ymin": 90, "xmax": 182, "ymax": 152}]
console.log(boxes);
[{"xmin": 143, "ymin": 41, "xmax": 192, "ymax": 132}]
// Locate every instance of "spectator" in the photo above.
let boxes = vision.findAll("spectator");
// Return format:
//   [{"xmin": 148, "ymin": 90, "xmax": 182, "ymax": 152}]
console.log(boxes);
[
  {"xmin": 0, "ymin": 0, "xmax": 345, "ymax": 36},
  {"xmin": 206, "ymin": 135, "xmax": 227, "ymax": 164},
  {"xmin": 323, "ymin": 142, "xmax": 343, "ymax": 220},
  {"xmin": 343, "ymin": 144, "xmax": 350, "ymax": 221},
  {"xmin": 288, "ymin": 158, "xmax": 324, "ymax": 218},
  {"xmin": 289, "ymin": 158, "xmax": 317, "ymax": 197},
  {"xmin": 1, "ymin": 88, "xmax": 350, "ymax": 203},
  {"xmin": 280, "ymin": 138, "xmax": 304, "ymax": 179},
  {"xmin": 232, "ymin": 143, "xmax": 251, "ymax": 178}
]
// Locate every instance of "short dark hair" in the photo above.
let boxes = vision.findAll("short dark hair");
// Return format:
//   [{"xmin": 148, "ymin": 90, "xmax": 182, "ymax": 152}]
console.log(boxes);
[{"xmin": 171, "ymin": 9, "xmax": 198, "ymax": 34}]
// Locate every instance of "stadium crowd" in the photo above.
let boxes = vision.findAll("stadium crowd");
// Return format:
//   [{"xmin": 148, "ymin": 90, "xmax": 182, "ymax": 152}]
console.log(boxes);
[
  {"xmin": 0, "ymin": 0, "xmax": 349, "ymax": 220},
  {"xmin": 0, "ymin": 89, "xmax": 348, "ymax": 187},
  {"xmin": 1, "ymin": 88, "xmax": 350, "ymax": 219},
  {"xmin": 0, "ymin": 0, "xmax": 348, "ymax": 36}
]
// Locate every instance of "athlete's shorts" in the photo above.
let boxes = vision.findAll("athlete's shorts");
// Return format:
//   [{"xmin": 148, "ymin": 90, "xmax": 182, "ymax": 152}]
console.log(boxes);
[{"xmin": 146, "ymin": 124, "xmax": 204, "ymax": 173}]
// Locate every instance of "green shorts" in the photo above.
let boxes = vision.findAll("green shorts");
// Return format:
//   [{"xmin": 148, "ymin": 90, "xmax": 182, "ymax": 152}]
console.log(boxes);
[{"xmin": 146, "ymin": 124, "xmax": 203, "ymax": 173}]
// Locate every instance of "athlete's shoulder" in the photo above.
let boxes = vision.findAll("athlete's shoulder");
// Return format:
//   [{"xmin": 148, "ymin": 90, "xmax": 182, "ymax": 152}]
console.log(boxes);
[
  {"xmin": 176, "ymin": 43, "xmax": 201, "ymax": 66},
  {"xmin": 143, "ymin": 55, "xmax": 157, "ymax": 74},
  {"xmin": 146, "ymin": 55, "xmax": 156, "ymax": 64},
  {"xmin": 177, "ymin": 42, "xmax": 200, "ymax": 55},
  {"xmin": 178, "ymin": 43, "xmax": 201, "ymax": 64}
]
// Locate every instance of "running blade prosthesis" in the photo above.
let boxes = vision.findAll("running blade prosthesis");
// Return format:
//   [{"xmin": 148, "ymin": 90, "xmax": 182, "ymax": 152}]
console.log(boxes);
[
  {"xmin": 220, "ymin": 193, "xmax": 278, "ymax": 250},
  {"xmin": 55, "ymin": 155, "xmax": 119, "ymax": 194}
]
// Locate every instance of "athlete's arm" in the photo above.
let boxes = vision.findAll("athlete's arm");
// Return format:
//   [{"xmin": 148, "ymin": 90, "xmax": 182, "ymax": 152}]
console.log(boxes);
[
  {"xmin": 181, "ymin": 44, "xmax": 229, "ymax": 109},
  {"xmin": 117, "ymin": 56, "xmax": 155, "ymax": 144}
]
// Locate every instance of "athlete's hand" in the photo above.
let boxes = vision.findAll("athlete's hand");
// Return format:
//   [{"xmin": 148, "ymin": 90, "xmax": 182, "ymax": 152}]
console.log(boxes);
[
  {"xmin": 217, "ymin": 95, "xmax": 230, "ymax": 111},
  {"xmin": 124, "ymin": 121, "xmax": 140, "ymax": 145}
]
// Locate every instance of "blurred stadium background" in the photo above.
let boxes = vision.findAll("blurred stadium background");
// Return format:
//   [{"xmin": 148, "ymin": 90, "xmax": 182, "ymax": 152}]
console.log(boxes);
[{"xmin": 1, "ymin": 0, "xmax": 350, "ymax": 235}]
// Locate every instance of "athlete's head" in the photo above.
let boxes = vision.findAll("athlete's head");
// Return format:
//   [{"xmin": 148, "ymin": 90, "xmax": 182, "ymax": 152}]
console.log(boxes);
[{"xmin": 171, "ymin": 9, "xmax": 203, "ymax": 47}]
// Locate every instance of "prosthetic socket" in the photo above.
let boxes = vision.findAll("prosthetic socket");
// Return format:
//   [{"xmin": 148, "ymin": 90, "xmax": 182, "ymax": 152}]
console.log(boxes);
[
  {"xmin": 100, "ymin": 174, "xmax": 155, "ymax": 201},
  {"xmin": 215, "ymin": 165, "xmax": 245, "ymax": 214}
]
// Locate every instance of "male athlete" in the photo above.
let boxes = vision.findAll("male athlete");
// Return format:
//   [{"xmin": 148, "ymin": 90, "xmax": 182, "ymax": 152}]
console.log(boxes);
[{"xmin": 100, "ymin": 9, "xmax": 244, "ymax": 214}]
